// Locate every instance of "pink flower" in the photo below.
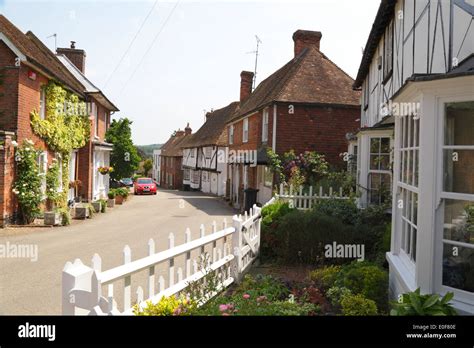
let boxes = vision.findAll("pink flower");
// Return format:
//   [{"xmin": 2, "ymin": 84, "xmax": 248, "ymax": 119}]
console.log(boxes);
[
  {"xmin": 219, "ymin": 304, "xmax": 229, "ymax": 312},
  {"xmin": 243, "ymin": 294, "xmax": 250, "ymax": 299}
]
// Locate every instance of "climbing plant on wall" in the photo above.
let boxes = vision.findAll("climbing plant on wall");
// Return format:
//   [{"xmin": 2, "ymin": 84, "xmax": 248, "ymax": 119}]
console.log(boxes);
[{"xmin": 29, "ymin": 81, "xmax": 90, "ymax": 216}]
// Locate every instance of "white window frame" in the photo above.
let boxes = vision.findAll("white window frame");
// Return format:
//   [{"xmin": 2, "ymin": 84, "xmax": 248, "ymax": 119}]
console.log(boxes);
[
  {"xmin": 243, "ymin": 118, "xmax": 249, "ymax": 143},
  {"xmin": 37, "ymin": 151, "xmax": 48, "ymax": 198},
  {"xmin": 229, "ymin": 125, "xmax": 234, "ymax": 145},
  {"xmin": 262, "ymin": 108, "xmax": 269, "ymax": 142},
  {"xmin": 436, "ymin": 96, "xmax": 474, "ymax": 303},
  {"xmin": 368, "ymin": 136, "xmax": 392, "ymax": 206},
  {"xmin": 39, "ymin": 86, "xmax": 46, "ymax": 120}
]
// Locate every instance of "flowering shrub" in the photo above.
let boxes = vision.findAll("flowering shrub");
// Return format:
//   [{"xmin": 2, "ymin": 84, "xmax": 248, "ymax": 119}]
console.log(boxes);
[
  {"xmin": 12, "ymin": 140, "xmax": 43, "ymax": 224},
  {"xmin": 133, "ymin": 295, "xmax": 197, "ymax": 316},
  {"xmin": 46, "ymin": 158, "xmax": 61, "ymax": 206}
]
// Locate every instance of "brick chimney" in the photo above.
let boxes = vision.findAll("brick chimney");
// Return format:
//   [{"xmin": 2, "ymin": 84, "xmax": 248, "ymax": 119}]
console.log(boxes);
[
  {"xmin": 184, "ymin": 122, "xmax": 192, "ymax": 135},
  {"xmin": 293, "ymin": 30, "xmax": 322, "ymax": 57},
  {"xmin": 175, "ymin": 129, "xmax": 185, "ymax": 137},
  {"xmin": 240, "ymin": 71, "xmax": 254, "ymax": 102},
  {"xmin": 57, "ymin": 41, "xmax": 86, "ymax": 73}
]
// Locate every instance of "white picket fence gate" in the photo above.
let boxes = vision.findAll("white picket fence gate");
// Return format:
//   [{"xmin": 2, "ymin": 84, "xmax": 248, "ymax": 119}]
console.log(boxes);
[
  {"xmin": 275, "ymin": 184, "xmax": 351, "ymax": 210},
  {"xmin": 62, "ymin": 205, "xmax": 262, "ymax": 315}
]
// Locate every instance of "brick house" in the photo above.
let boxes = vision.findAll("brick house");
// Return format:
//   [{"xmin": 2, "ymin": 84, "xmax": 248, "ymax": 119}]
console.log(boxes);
[
  {"xmin": 182, "ymin": 102, "xmax": 239, "ymax": 197},
  {"xmin": 160, "ymin": 125, "xmax": 192, "ymax": 190},
  {"xmin": 0, "ymin": 15, "xmax": 117, "ymax": 226},
  {"xmin": 227, "ymin": 30, "xmax": 361, "ymax": 210},
  {"xmin": 56, "ymin": 43, "xmax": 119, "ymax": 201}
]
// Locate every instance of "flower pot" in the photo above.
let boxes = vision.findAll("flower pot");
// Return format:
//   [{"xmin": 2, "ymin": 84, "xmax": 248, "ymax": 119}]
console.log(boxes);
[
  {"xmin": 44, "ymin": 211, "xmax": 61, "ymax": 226},
  {"xmin": 115, "ymin": 195, "xmax": 124, "ymax": 205},
  {"xmin": 75, "ymin": 206, "xmax": 89, "ymax": 219},
  {"xmin": 107, "ymin": 198, "xmax": 115, "ymax": 208},
  {"xmin": 91, "ymin": 201, "xmax": 102, "ymax": 213}
]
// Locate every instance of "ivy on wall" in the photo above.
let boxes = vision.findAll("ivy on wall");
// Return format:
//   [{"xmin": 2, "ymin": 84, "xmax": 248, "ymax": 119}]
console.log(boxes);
[{"xmin": 28, "ymin": 81, "xmax": 91, "ymax": 217}]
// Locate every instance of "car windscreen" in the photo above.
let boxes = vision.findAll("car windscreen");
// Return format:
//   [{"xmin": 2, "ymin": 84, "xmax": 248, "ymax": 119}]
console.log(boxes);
[{"xmin": 137, "ymin": 179, "xmax": 153, "ymax": 184}]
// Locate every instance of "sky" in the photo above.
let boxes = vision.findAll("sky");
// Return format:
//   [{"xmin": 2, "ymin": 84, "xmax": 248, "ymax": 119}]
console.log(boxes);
[{"xmin": 1, "ymin": 0, "xmax": 380, "ymax": 145}]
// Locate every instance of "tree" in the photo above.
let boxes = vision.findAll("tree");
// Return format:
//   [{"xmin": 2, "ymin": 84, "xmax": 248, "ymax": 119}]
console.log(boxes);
[
  {"xmin": 106, "ymin": 118, "xmax": 141, "ymax": 180},
  {"xmin": 143, "ymin": 159, "xmax": 153, "ymax": 177}
]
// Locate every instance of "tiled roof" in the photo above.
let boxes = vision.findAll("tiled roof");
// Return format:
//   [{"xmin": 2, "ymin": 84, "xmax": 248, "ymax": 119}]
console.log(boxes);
[
  {"xmin": 0, "ymin": 15, "xmax": 85, "ymax": 95},
  {"xmin": 183, "ymin": 102, "xmax": 239, "ymax": 148},
  {"xmin": 230, "ymin": 46, "xmax": 360, "ymax": 122},
  {"xmin": 160, "ymin": 132, "xmax": 191, "ymax": 157}
]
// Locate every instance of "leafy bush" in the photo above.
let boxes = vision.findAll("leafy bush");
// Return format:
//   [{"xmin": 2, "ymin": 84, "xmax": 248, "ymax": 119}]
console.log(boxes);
[
  {"xmin": 235, "ymin": 274, "xmax": 289, "ymax": 301},
  {"xmin": 133, "ymin": 295, "xmax": 196, "ymax": 316},
  {"xmin": 261, "ymin": 201, "xmax": 294, "ymax": 260},
  {"xmin": 115, "ymin": 187, "xmax": 129, "ymax": 198},
  {"xmin": 334, "ymin": 261, "xmax": 388, "ymax": 312},
  {"xmin": 326, "ymin": 286, "xmax": 352, "ymax": 308},
  {"xmin": 390, "ymin": 288, "xmax": 457, "ymax": 316},
  {"xmin": 309, "ymin": 265, "xmax": 341, "ymax": 291},
  {"xmin": 107, "ymin": 190, "xmax": 116, "ymax": 199},
  {"xmin": 312, "ymin": 199, "xmax": 359, "ymax": 226},
  {"xmin": 12, "ymin": 140, "xmax": 43, "ymax": 224},
  {"xmin": 272, "ymin": 209, "xmax": 358, "ymax": 264},
  {"xmin": 341, "ymin": 293, "xmax": 378, "ymax": 316}
]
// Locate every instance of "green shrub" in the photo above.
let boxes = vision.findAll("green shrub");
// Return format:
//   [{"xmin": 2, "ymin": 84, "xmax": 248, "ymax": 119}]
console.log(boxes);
[
  {"xmin": 99, "ymin": 199, "xmax": 107, "ymax": 213},
  {"xmin": 390, "ymin": 288, "xmax": 457, "ymax": 316},
  {"xmin": 309, "ymin": 265, "xmax": 341, "ymax": 291},
  {"xmin": 261, "ymin": 201, "xmax": 294, "ymax": 261},
  {"xmin": 341, "ymin": 293, "xmax": 378, "ymax": 316},
  {"xmin": 115, "ymin": 187, "xmax": 129, "ymax": 198},
  {"xmin": 108, "ymin": 189, "xmax": 116, "ymax": 199},
  {"xmin": 261, "ymin": 201, "xmax": 293, "ymax": 226},
  {"xmin": 326, "ymin": 286, "xmax": 352, "ymax": 308},
  {"xmin": 335, "ymin": 261, "xmax": 388, "ymax": 312},
  {"xmin": 274, "ymin": 209, "xmax": 358, "ymax": 264},
  {"xmin": 235, "ymin": 274, "xmax": 289, "ymax": 301},
  {"xmin": 312, "ymin": 199, "xmax": 359, "ymax": 226}
]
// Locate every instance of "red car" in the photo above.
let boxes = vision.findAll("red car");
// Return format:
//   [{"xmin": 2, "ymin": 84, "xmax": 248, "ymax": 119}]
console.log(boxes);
[{"xmin": 134, "ymin": 178, "xmax": 157, "ymax": 195}]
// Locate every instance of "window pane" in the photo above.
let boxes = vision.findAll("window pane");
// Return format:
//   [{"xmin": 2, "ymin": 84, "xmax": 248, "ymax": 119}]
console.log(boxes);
[
  {"xmin": 445, "ymin": 102, "xmax": 474, "ymax": 146},
  {"xmin": 370, "ymin": 138, "xmax": 380, "ymax": 153},
  {"xmin": 443, "ymin": 149, "xmax": 474, "ymax": 194},
  {"xmin": 443, "ymin": 244, "xmax": 474, "ymax": 292},
  {"xmin": 444, "ymin": 200, "xmax": 474, "ymax": 246},
  {"xmin": 381, "ymin": 137, "xmax": 390, "ymax": 153}
]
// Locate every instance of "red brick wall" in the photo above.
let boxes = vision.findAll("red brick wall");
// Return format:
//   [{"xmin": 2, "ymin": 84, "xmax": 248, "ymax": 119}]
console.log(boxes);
[
  {"xmin": 275, "ymin": 102, "xmax": 359, "ymax": 168},
  {"xmin": 0, "ymin": 41, "xmax": 19, "ymax": 132},
  {"xmin": 160, "ymin": 156, "xmax": 183, "ymax": 190},
  {"xmin": 94, "ymin": 101, "xmax": 109, "ymax": 141}
]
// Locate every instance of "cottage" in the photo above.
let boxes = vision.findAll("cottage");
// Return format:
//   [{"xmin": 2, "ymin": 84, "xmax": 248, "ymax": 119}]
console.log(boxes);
[
  {"xmin": 160, "ymin": 125, "xmax": 192, "ymax": 190},
  {"xmin": 182, "ymin": 102, "xmax": 239, "ymax": 197},
  {"xmin": 352, "ymin": 0, "xmax": 474, "ymax": 313},
  {"xmin": 227, "ymin": 30, "xmax": 361, "ymax": 210},
  {"xmin": 56, "ymin": 43, "xmax": 119, "ymax": 201},
  {"xmin": 152, "ymin": 148, "xmax": 161, "ymax": 185},
  {"xmin": 0, "ymin": 15, "xmax": 118, "ymax": 226}
]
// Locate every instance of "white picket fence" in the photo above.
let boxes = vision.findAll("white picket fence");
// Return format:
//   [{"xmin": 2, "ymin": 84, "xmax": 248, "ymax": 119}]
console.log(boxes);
[
  {"xmin": 275, "ymin": 184, "xmax": 351, "ymax": 210},
  {"xmin": 62, "ymin": 205, "xmax": 262, "ymax": 315}
]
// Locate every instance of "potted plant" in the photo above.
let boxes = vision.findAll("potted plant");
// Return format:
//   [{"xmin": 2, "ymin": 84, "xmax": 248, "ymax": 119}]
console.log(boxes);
[
  {"xmin": 91, "ymin": 200, "xmax": 102, "ymax": 213},
  {"xmin": 44, "ymin": 209, "xmax": 61, "ymax": 226},
  {"xmin": 107, "ymin": 190, "xmax": 116, "ymax": 208},
  {"xmin": 74, "ymin": 204, "xmax": 89, "ymax": 219},
  {"xmin": 99, "ymin": 199, "xmax": 107, "ymax": 213},
  {"xmin": 115, "ymin": 188, "xmax": 125, "ymax": 205}
]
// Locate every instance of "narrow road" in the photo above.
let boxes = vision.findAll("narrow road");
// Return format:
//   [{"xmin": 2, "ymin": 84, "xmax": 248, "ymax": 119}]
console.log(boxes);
[{"xmin": 0, "ymin": 190, "xmax": 236, "ymax": 314}]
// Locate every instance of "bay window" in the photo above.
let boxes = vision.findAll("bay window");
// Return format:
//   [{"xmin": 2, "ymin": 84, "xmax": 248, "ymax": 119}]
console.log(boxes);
[{"xmin": 441, "ymin": 101, "xmax": 474, "ymax": 294}]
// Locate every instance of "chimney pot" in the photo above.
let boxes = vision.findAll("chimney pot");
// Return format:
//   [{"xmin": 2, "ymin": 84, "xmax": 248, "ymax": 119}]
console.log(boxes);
[
  {"xmin": 185, "ymin": 123, "xmax": 192, "ymax": 135},
  {"xmin": 70, "ymin": 41, "xmax": 76, "ymax": 49},
  {"xmin": 240, "ymin": 71, "xmax": 254, "ymax": 103},
  {"xmin": 292, "ymin": 30, "xmax": 322, "ymax": 57}
]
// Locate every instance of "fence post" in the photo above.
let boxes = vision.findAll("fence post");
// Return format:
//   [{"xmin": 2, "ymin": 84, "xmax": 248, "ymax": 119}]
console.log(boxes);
[
  {"xmin": 231, "ymin": 215, "xmax": 243, "ymax": 283},
  {"xmin": 62, "ymin": 259, "xmax": 100, "ymax": 315}
]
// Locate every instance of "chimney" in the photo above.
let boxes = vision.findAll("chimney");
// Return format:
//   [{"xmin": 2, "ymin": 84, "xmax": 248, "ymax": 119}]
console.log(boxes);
[
  {"xmin": 57, "ymin": 41, "xmax": 86, "ymax": 73},
  {"xmin": 175, "ymin": 129, "xmax": 185, "ymax": 137},
  {"xmin": 184, "ymin": 122, "xmax": 192, "ymax": 135},
  {"xmin": 292, "ymin": 30, "xmax": 322, "ymax": 57},
  {"xmin": 240, "ymin": 71, "xmax": 254, "ymax": 102}
]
